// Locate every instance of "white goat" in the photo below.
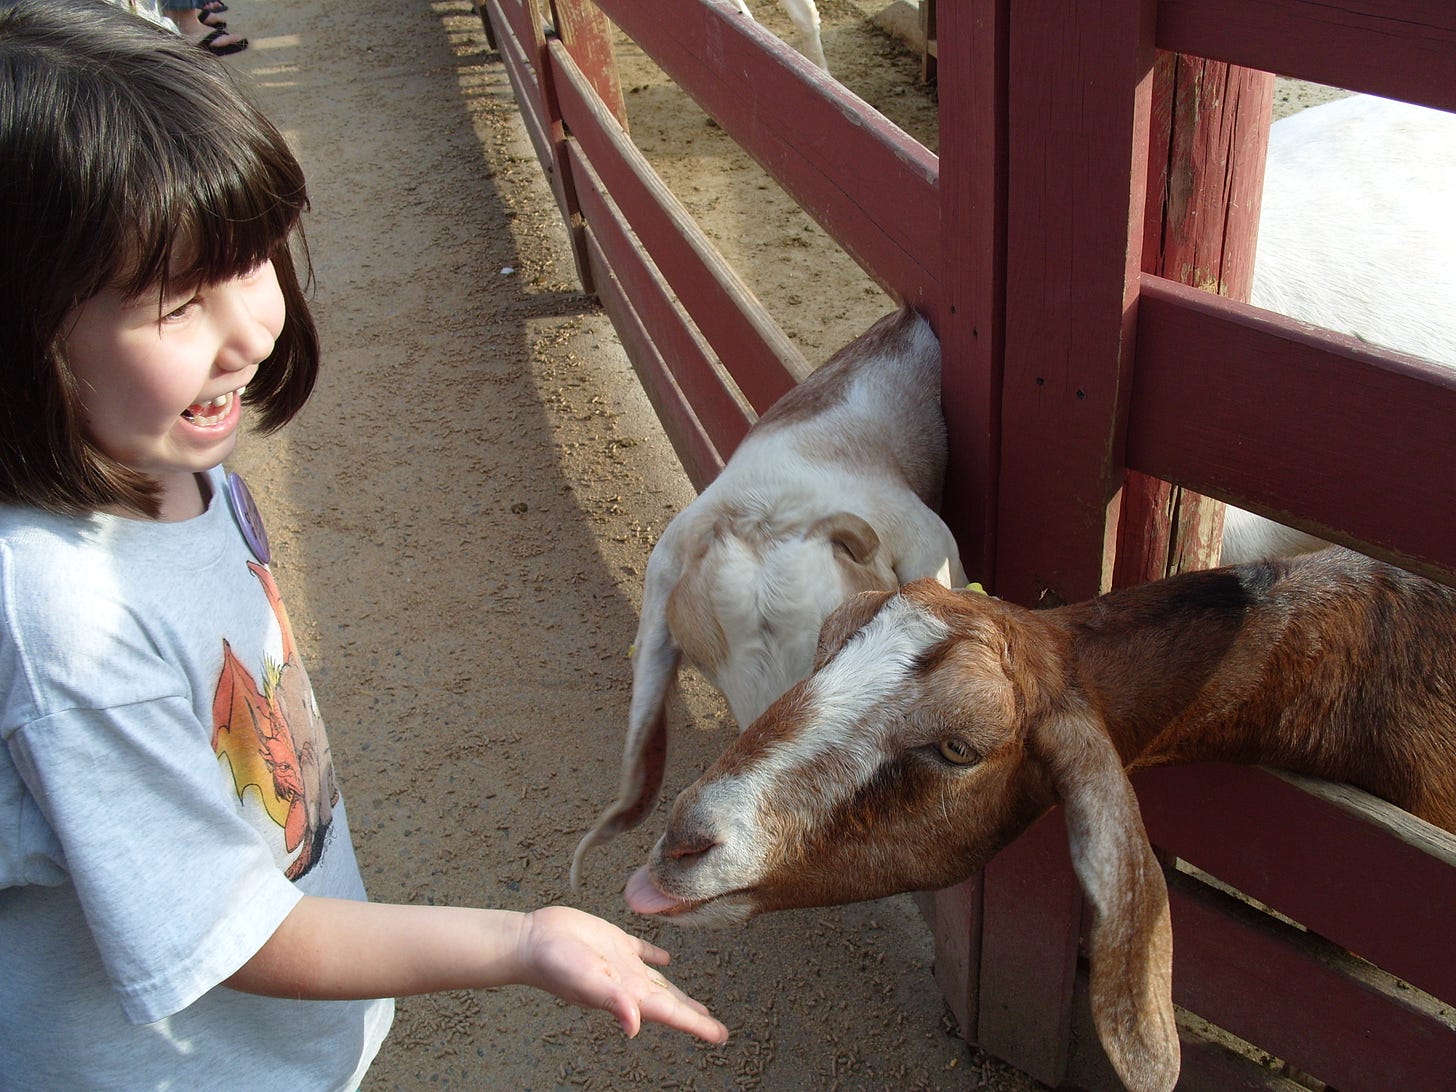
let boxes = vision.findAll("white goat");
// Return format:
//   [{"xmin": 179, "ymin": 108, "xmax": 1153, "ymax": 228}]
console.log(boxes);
[
  {"xmin": 1220, "ymin": 93, "xmax": 1456, "ymax": 563},
  {"xmin": 571, "ymin": 307, "xmax": 966, "ymax": 885},
  {"xmin": 625, "ymin": 548, "xmax": 1456, "ymax": 1091},
  {"xmin": 730, "ymin": 0, "xmax": 827, "ymax": 72}
]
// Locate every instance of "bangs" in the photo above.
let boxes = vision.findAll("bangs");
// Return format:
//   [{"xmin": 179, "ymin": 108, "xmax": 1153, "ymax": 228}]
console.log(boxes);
[
  {"xmin": 112, "ymin": 103, "xmax": 309, "ymax": 300},
  {"xmin": 43, "ymin": 15, "xmax": 315, "ymax": 301}
]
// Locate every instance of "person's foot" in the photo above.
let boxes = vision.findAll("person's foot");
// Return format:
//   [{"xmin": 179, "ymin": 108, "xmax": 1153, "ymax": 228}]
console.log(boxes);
[
  {"xmin": 194, "ymin": 27, "xmax": 248, "ymax": 55},
  {"xmin": 166, "ymin": 8, "xmax": 248, "ymax": 55}
]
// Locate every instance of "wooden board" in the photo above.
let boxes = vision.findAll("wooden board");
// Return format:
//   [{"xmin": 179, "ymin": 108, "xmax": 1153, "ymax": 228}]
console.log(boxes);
[
  {"xmin": 1136, "ymin": 763, "xmax": 1456, "ymax": 1003},
  {"xmin": 1168, "ymin": 867, "xmax": 1456, "ymax": 1088},
  {"xmin": 590, "ymin": 0, "xmax": 942, "ymax": 312},
  {"xmin": 1158, "ymin": 0, "xmax": 1456, "ymax": 112},
  {"xmin": 571, "ymin": 149, "xmax": 747, "ymax": 481},
  {"xmin": 549, "ymin": 39, "xmax": 806, "ymax": 418},
  {"xmin": 1127, "ymin": 276, "xmax": 1456, "ymax": 583}
]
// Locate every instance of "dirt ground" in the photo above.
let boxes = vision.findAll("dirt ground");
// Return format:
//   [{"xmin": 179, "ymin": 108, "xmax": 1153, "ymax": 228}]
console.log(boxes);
[
  {"xmin": 224, "ymin": 1, "xmax": 1347, "ymax": 1087},
  {"xmin": 226, "ymin": 1, "xmax": 1043, "ymax": 1089}
]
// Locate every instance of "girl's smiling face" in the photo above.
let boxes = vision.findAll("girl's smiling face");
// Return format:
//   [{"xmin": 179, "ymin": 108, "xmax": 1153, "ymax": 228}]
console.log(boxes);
[{"xmin": 64, "ymin": 261, "xmax": 286, "ymax": 520}]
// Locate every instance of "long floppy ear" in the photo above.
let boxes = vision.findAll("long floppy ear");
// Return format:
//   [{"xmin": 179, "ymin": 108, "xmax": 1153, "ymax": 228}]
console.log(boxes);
[
  {"xmin": 1036, "ymin": 708, "xmax": 1179, "ymax": 1092},
  {"xmin": 812, "ymin": 588, "xmax": 896, "ymax": 670},
  {"xmin": 664, "ymin": 526, "xmax": 731, "ymax": 671},
  {"xmin": 571, "ymin": 512, "xmax": 699, "ymax": 887}
]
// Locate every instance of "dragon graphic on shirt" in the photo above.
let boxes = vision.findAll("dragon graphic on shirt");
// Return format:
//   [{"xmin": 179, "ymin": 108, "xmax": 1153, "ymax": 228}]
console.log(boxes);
[{"xmin": 211, "ymin": 561, "xmax": 338, "ymax": 880}]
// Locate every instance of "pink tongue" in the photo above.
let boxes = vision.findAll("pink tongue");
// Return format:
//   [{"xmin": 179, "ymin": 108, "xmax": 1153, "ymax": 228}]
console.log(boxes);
[{"xmin": 624, "ymin": 864, "xmax": 688, "ymax": 915}]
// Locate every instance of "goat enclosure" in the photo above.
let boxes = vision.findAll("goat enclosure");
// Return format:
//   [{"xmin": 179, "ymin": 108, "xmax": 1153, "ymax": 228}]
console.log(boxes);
[{"xmin": 480, "ymin": 0, "xmax": 1456, "ymax": 1087}]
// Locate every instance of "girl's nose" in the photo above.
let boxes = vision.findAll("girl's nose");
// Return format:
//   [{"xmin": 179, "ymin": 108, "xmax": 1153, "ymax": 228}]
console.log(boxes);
[{"xmin": 216, "ymin": 270, "xmax": 284, "ymax": 371}]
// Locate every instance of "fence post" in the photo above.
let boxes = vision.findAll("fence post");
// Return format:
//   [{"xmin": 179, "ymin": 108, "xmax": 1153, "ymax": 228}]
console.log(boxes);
[
  {"xmin": 550, "ymin": 0, "xmax": 628, "ymax": 130},
  {"xmin": 974, "ymin": 51, "xmax": 1276, "ymax": 1088},
  {"xmin": 928, "ymin": 0, "xmax": 1009, "ymax": 1044},
  {"xmin": 968, "ymin": 0, "xmax": 1158, "ymax": 1084},
  {"xmin": 1114, "ymin": 54, "xmax": 1274, "ymax": 585}
]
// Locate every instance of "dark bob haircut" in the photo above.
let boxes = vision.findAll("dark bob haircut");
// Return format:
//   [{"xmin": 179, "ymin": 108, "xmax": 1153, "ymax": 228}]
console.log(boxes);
[{"xmin": 0, "ymin": 0, "xmax": 318, "ymax": 517}]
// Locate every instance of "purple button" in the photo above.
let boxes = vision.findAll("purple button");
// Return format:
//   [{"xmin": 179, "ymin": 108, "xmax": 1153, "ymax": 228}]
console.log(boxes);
[{"xmin": 226, "ymin": 472, "xmax": 271, "ymax": 564}]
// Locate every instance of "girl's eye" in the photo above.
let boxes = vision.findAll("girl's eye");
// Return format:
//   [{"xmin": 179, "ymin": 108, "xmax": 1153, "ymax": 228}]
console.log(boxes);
[{"xmin": 161, "ymin": 295, "xmax": 201, "ymax": 322}]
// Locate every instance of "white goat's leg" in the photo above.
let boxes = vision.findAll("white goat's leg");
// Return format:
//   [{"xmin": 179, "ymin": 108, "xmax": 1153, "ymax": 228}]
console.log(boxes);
[
  {"xmin": 780, "ymin": 0, "xmax": 828, "ymax": 70},
  {"xmin": 724, "ymin": 0, "xmax": 829, "ymax": 72}
]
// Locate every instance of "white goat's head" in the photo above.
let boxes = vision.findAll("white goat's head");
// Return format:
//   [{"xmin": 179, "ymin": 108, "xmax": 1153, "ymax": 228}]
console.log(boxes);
[{"xmin": 666, "ymin": 505, "xmax": 899, "ymax": 728}]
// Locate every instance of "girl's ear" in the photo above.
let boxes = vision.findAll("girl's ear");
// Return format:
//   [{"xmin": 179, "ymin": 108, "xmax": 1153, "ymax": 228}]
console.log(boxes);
[{"xmin": 1034, "ymin": 708, "xmax": 1180, "ymax": 1092}]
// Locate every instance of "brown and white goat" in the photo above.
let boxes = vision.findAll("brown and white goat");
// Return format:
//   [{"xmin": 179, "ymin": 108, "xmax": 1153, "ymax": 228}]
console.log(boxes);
[
  {"xmin": 624, "ymin": 547, "xmax": 1456, "ymax": 1092},
  {"xmin": 571, "ymin": 307, "xmax": 966, "ymax": 886}
]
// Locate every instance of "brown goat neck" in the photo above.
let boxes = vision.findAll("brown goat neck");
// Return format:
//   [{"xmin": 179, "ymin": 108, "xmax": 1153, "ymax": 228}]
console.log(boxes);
[{"xmin": 1047, "ymin": 550, "xmax": 1456, "ymax": 832}]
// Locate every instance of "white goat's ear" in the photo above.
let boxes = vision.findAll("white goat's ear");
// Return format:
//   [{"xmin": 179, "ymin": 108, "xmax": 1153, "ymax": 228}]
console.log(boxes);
[
  {"xmin": 810, "ymin": 511, "xmax": 880, "ymax": 566},
  {"xmin": 665, "ymin": 547, "xmax": 730, "ymax": 671},
  {"xmin": 571, "ymin": 517, "xmax": 692, "ymax": 888},
  {"xmin": 1036, "ymin": 709, "xmax": 1180, "ymax": 1092},
  {"xmin": 812, "ymin": 588, "xmax": 895, "ymax": 669}
]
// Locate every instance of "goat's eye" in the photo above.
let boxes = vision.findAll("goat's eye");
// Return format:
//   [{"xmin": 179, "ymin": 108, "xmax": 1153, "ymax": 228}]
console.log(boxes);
[{"xmin": 937, "ymin": 738, "xmax": 979, "ymax": 766}]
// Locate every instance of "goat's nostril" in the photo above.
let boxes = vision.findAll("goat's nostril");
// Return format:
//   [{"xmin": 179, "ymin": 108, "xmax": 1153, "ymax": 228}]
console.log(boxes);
[{"xmin": 665, "ymin": 836, "xmax": 719, "ymax": 862}]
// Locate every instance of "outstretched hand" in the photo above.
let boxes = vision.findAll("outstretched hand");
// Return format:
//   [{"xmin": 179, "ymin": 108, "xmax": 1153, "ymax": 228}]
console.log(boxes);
[{"xmin": 517, "ymin": 905, "xmax": 729, "ymax": 1044}]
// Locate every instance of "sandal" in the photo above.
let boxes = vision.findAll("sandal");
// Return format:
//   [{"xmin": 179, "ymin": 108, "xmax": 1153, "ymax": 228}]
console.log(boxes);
[
  {"xmin": 199, "ymin": 0, "xmax": 227, "ymax": 12},
  {"xmin": 198, "ymin": 8, "xmax": 226, "ymax": 27},
  {"xmin": 196, "ymin": 27, "xmax": 247, "ymax": 55}
]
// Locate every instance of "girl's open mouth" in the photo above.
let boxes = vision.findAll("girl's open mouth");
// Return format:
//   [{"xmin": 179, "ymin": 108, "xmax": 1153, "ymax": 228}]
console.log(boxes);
[{"xmin": 180, "ymin": 387, "xmax": 244, "ymax": 427}]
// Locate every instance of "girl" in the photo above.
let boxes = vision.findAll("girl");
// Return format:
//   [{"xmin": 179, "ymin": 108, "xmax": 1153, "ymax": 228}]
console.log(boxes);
[{"xmin": 0, "ymin": 0, "xmax": 727, "ymax": 1086}]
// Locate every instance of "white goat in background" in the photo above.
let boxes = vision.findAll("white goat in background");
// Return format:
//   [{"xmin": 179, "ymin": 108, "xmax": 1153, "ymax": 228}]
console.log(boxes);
[
  {"xmin": 1221, "ymin": 92, "xmax": 1456, "ymax": 563},
  {"xmin": 730, "ymin": 0, "xmax": 827, "ymax": 71}
]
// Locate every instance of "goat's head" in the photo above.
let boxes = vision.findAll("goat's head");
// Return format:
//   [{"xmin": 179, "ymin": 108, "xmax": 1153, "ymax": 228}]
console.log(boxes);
[
  {"xmin": 623, "ymin": 580, "xmax": 1058, "ymax": 918},
  {"xmin": 568, "ymin": 503, "xmax": 902, "ymax": 888},
  {"xmin": 667, "ymin": 507, "xmax": 900, "ymax": 727},
  {"xmin": 625, "ymin": 578, "xmax": 1179, "ymax": 1092}
]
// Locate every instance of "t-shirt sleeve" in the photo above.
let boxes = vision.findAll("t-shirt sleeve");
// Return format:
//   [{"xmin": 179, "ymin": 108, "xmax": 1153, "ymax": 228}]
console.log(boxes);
[{"xmin": 8, "ymin": 697, "xmax": 303, "ymax": 1025}]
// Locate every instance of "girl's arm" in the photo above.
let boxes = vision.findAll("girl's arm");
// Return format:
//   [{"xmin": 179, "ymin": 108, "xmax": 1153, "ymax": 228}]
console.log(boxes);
[{"xmin": 223, "ymin": 896, "xmax": 729, "ymax": 1043}]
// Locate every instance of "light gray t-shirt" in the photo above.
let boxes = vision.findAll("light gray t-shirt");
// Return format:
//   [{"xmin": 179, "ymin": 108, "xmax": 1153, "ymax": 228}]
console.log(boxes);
[{"xmin": 0, "ymin": 466, "xmax": 393, "ymax": 1089}]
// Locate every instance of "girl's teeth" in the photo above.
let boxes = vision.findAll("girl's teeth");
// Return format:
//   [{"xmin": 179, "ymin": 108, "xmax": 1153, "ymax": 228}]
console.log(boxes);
[{"xmin": 181, "ymin": 387, "xmax": 244, "ymax": 424}]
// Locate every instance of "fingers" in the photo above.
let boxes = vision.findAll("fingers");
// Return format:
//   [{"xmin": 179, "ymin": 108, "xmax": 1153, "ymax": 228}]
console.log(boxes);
[
  {"xmin": 530, "ymin": 908, "xmax": 725, "ymax": 1043},
  {"xmin": 640, "ymin": 970, "xmax": 729, "ymax": 1043},
  {"xmin": 609, "ymin": 998, "xmax": 643, "ymax": 1039},
  {"xmin": 637, "ymin": 991, "xmax": 730, "ymax": 1044},
  {"xmin": 599, "ymin": 964, "xmax": 729, "ymax": 1044}
]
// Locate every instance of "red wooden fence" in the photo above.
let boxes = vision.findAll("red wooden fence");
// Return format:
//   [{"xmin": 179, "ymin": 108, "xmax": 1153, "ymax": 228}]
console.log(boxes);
[{"xmin": 480, "ymin": 0, "xmax": 1456, "ymax": 1086}]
